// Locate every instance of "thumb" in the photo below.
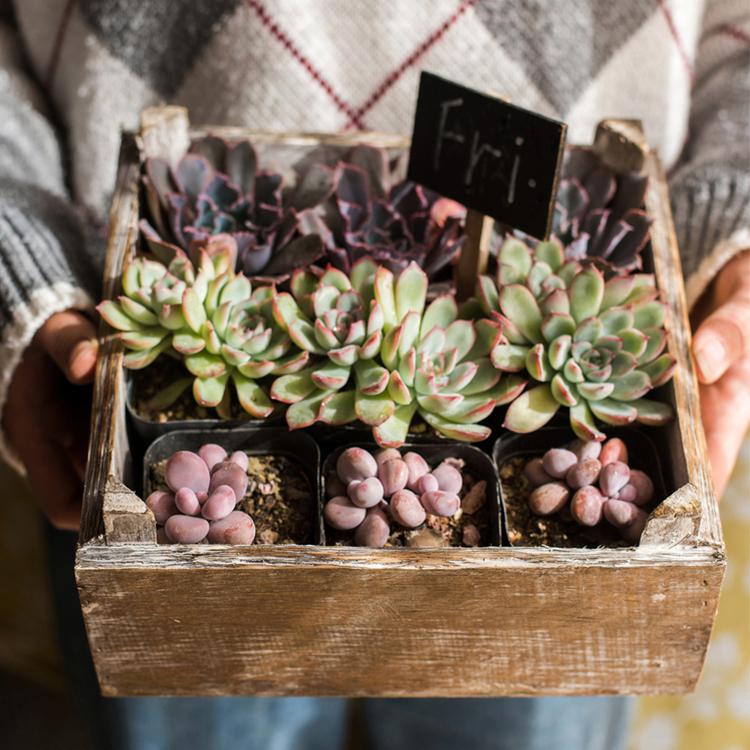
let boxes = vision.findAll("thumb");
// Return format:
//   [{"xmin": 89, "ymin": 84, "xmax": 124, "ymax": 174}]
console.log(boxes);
[
  {"xmin": 35, "ymin": 310, "xmax": 98, "ymax": 385},
  {"xmin": 693, "ymin": 288, "xmax": 750, "ymax": 384}
]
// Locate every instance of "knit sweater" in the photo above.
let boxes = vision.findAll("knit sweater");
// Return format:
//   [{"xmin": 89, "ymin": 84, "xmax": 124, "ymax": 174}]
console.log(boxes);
[{"xmin": 0, "ymin": 0, "xmax": 748, "ymax": 469}]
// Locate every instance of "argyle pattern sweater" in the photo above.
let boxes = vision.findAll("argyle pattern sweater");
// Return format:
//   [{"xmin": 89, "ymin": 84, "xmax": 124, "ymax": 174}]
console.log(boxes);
[{"xmin": 0, "ymin": 0, "xmax": 748, "ymax": 469}]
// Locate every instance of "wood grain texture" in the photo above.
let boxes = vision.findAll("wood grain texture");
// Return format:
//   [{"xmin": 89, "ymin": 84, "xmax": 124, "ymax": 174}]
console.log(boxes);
[
  {"xmin": 77, "ymin": 110, "xmax": 725, "ymax": 697},
  {"xmin": 102, "ymin": 477, "xmax": 156, "ymax": 544},
  {"xmin": 76, "ymin": 542, "xmax": 723, "ymax": 697},
  {"xmin": 456, "ymin": 210, "xmax": 493, "ymax": 300}
]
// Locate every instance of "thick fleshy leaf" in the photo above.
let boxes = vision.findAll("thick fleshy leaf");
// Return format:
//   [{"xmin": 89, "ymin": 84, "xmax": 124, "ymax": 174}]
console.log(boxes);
[
  {"xmin": 286, "ymin": 391, "xmax": 329, "ymax": 429},
  {"xmin": 380, "ymin": 327, "xmax": 402, "ymax": 370},
  {"xmin": 288, "ymin": 319, "xmax": 325, "ymax": 354},
  {"xmin": 430, "ymin": 394, "xmax": 495, "ymax": 424},
  {"xmin": 122, "ymin": 338, "xmax": 172, "ymax": 369},
  {"xmin": 475, "ymin": 276, "xmax": 500, "ymax": 316},
  {"xmin": 589, "ymin": 398, "xmax": 638, "ymax": 425},
  {"xmin": 193, "ymin": 372, "xmax": 230, "ymax": 408},
  {"xmin": 270, "ymin": 367, "xmax": 316, "ymax": 403},
  {"xmin": 637, "ymin": 327, "xmax": 667, "ymax": 365},
  {"xmin": 355, "ymin": 391, "xmax": 396, "ymax": 426},
  {"xmin": 421, "ymin": 295, "xmax": 458, "ymax": 338},
  {"xmin": 231, "ymin": 373, "xmax": 274, "ymax": 418},
  {"xmin": 540, "ymin": 289, "xmax": 570, "ymax": 316},
  {"xmin": 145, "ymin": 377, "xmax": 192, "ymax": 411},
  {"xmin": 318, "ymin": 390, "xmax": 357, "ymax": 425},
  {"xmin": 354, "ymin": 360, "xmax": 389, "ymax": 395},
  {"xmin": 491, "ymin": 342, "xmax": 528, "ymax": 372},
  {"xmin": 470, "ymin": 319, "xmax": 504, "ymax": 358},
  {"xmin": 487, "ymin": 375, "xmax": 527, "ymax": 405},
  {"xmin": 632, "ymin": 398, "xmax": 674, "ymax": 425},
  {"xmin": 359, "ymin": 330, "xmax": 381, "ymax": 359},
  {"xmin": 172, "ymin": 329, "xmax": 205, "ymax": 355},
  {"xmin": 569, "ymin": 267, "xmax": 604, "ymax": 323},
  {"xmin": 527, "ymin": 261, "xmax": 552, "ymax": 298},
  {"xmin": 118, "ymin": 328, "xmax": 168, "ymax": 351},
  {"xmin": 541, "ymin": 313, "xmax": 575, "ymax": 342},
  {"xmin": 328, "ymin": 344, "xmax": 359, "ymax": 366},
  {"xmin": 503, "ymin": 384, "xmax": 559, "ymax": 433},
  {"xmin": 310, "ymin": 361, "xmax": 350, "ymax": 391},
  {"xmin": 374, "ymin": 266, "xmax": 397, "ymax": 330},
  {"xmin": 421, "ymin": 411, "xmax": 491, "ymax": 443},
  {"xmin": 563, "ymin": 358, "xmax": 584, "ymax": 383},
  {"xmin": 601, "ymin": 275, "xmax": 635, "ymax": 311},
  {"xmin": 569, "ymin": 402, "xmax": 606, "ymax": 441},
  {"xmin": 623, "ymin": 274, "xmax": 658, "ymax": 305},
  {"xmin": 610, "ymin": 370, "xmax": 651, "ymax": 401},
  {"xmin": 573, "ymin": 317, "xmax": 604, "ymax": 343},
  {"xmin": 499, "ymin": 284, "xmax": 542, "ymax": 342},
  {"xmin": 600, "ymin": 307, "xmax": 633, "ymax": 335},
  {"xmin": 219, "ymin": 274, "xmax": 251, "ymax": 306},
  {"xmin": 417, "ymin": 393, "xmax": 464, "ymax": 414},
  {"xmin": 548, "ymin": 334, "xmax": 572, "ymax": 370},
  {"xmin": 525, "ymin": 344, "xmax": 552, "ymax": 382},
  {"xmin": 610, "ymin": 351, "xmax": 638, "ymax": 378},
  {"xmin": 184, "ymin": 351, "xmax": 227, "ymax": 378},
  {"xmin": 395, "ymin": 262, "xmax": 428, "ymax": 321},
  {"xmin": 271, "ymin": 351, "xmax": 310, "ymax": 375},
  {"xmin": 620, "ymin": 328, "xmax": 648, "ymax": 358},
  {"xmin": 397, "ymin": 311, "xmax": 421, "ymax": 357},
  {"xmin": 633, "ymin": 300, "xmax": 666, "ymax": 330},
  {"xmin": 314, "ymin": 319, "xmax": 339, "ymax": 349},
  {"xmin": 460, "ymin": 358, "xmax": 500, "ymax": 395},
  {"xmin": 97, "ymin": 300, "xmax": 143, "ymax": 332},
  {"xmin": 236, "ymin": 359, "xmax": 275, "ymax": 379},
  {"xmin": 641, "ymin": 354, "xmax": 676, "ymax": 387},
  {"xmin": 498, "ymin": 237, "xmax": 532, "ymax": 284},
  {"xmin": 387, "ymin": 370, "xmax": 413, "ymax": 404},
  {"xmin": 534, "ymin": 239, "xmax": 564, "ymax": 271},
  {"xmin": 373, "ymin": 402, "xmax": 418, "ymax": 448},
  {"xmin": 444, "ymin": 320, "xmax": 475, "ymax": 361},
  {"xmin": 577, "ymin": 381, "xmax": 615, "ymax": 401},
  {"xmin": 118, "ymin": 296, "xmax": 159, "ymax": 326},
  {"xmin": 550, "ymin": 373, "xmax": 578, "ymax": 406},
  {"xmin": 182, "ymin": 288, "xmax": 206, "ymax": 332}
]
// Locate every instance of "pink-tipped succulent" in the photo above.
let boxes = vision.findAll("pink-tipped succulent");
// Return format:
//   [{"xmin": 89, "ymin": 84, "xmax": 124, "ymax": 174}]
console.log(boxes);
[
  {"xmin": 290, "ymin": 145, "xmax": 466, "ymax": 279},
  {"xmin": 552, "ymin": 147, "xmax": 652, "ymax": 271},
  {"xmin": 139, "ymin": 136, "xmax": 322, "ymax": 278},
  {"xmin": 323, "ymin": 447, "xmax": 469, "ymax": 547},
  {"xmin": 524, "ymin": 436, "xmax": 655, "ymax": 543},
  {"xmin": 147, "ymin": 444, "xmax": 255, "ymax": 545},
  {"xmin": 476, "ymin": 237, "xmax": 676, "ymax": 441},
  {"xmin": 274, "ymin": 262, "xmax": 522, "ymax": 445}
]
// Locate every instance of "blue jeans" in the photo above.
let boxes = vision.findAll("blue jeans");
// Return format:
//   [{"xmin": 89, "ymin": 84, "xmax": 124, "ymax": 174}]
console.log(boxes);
[
  {"xmin": 115, "ymin": 695, "xmax": 633, "ymax": 750},
  {"xmin": 49, "ymin": 527, "xmax": 632, "ymax": 750}
]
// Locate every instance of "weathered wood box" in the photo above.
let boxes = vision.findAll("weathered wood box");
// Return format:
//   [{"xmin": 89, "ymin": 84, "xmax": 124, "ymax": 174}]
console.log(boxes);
[{"xmin": 77, "ymin": 107, "xmax": 725, "ymax": 697}]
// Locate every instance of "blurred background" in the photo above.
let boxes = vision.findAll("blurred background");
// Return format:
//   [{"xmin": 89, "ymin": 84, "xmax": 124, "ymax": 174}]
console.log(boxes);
[{"xmin": 0, "ymin": 439, "xmax": 748, "ymax": 749}]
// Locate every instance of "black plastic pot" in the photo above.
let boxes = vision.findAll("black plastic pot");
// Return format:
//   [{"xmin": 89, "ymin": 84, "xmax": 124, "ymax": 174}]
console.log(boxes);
[
  {"xmin": 126, "ymin": 376, "xmax": 281, "ymax": 448},
  {"xmin": 143, "ymin": 426, "xmax": 323, "ymax": 544},
  {"xmin": 492, "ymin": 425, "xmax": 668, "ymax": 547},
  {"xmin": 320, "ymin": 441, "xmax": 502, "ymax": 547}
]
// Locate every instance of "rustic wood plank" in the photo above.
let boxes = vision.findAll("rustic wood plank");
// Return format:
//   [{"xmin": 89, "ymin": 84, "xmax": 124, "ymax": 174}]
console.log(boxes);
[
  {"xmin": 102, "ymin": 477, "xmax": 156, "ymax": 544},
  {"xmin": 76, "ymin": 542, "xmax": 723, "ymax": 697},
  {"xmin": 139, "ymin": 106, "xmax": 190, "ymax": 164},
  {"xmin": 80, "ymin": 135, "xmax": 141, "ymax": 543}
]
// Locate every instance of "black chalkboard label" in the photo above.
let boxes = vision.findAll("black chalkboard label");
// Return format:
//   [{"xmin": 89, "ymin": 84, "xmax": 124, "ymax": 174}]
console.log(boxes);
[{"xmin": 407, "ymin": 72, "xmax": 567, "ymax": 240}]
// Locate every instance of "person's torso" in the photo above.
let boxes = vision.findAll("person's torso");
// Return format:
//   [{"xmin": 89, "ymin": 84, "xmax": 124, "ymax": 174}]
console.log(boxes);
[{"xmin": 14, "ymin": 0, "xmax": 704, "ymax": 219}]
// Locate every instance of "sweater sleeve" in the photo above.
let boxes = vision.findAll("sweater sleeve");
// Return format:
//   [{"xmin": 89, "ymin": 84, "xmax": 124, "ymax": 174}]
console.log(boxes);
[
  {"xmin": 669, "ymin": 0, "xmax": 750, "ymax": 308},
  {"xmin": 0, "ymin": 17, "xmax": 97, "ymax": 471}
]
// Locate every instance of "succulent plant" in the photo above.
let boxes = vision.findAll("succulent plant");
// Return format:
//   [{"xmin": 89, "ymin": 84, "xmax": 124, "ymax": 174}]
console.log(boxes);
[
  {"xmin": 139, "ymin": 136, "xmax": 322, "ymax": 278},
  {"xmin": 551, "ymin": 147, "xmax": 651, "ymax": 271},
  {"xmin": 524, "ymin": 436, "xmax": 654, "ymax": 543},
  {"xmin": 99, "ymin": 243, "xmax": 307, "ymax": 418},
  {"xmin": 147, "ymin": 444, "xmax": 255, "ymax": 544},
  {"xmin": 323, "ymin": 447, "xmax": 471, "ymax": 547},
  {"xmin": 476, "ymin": 237, "xmax": 676, "ymax": 441},
  {"xmin": 290, "ymin": 145, "xmax": 466, "ymax": 279},
  {"xmin": 273, "ymin": 262, "xmax": 523, "ymax": 445}
]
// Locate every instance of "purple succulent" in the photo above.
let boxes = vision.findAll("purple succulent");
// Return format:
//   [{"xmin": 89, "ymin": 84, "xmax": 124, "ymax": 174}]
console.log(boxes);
[
  {"xmin": 139, "ymin": 136, "xmax": 315, "ymax": 278},
  {"xmin": 291, "ymin": 145, "xmax": 466, "ymax": 280},
  {"xmin": 551, "ymin": 146, "xmax": 652, "ymax": 271}
]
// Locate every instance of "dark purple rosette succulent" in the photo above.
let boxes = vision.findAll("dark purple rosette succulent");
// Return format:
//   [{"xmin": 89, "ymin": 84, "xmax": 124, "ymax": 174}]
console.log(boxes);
[
  {"xmin": 551, "ymin": 146, "xmax": 652, "ymax": 271},
  {"xmin": 289, "ymin": 145, "xmax": 466, "ymax": 280},
  {"xmin": 139, "ymin": 136, "xmax": 321, "ymax": 278}
]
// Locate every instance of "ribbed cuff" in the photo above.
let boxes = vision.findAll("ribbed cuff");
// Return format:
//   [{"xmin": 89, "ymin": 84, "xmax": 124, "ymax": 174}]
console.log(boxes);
[{"xmin": 670, "ymin": 167, "xmax": 750, "ymax": 308}]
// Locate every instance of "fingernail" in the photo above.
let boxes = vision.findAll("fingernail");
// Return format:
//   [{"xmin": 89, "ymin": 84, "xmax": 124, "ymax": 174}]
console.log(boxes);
[{"xmin": 695, "ymin": 337, "xmax": 727, "ymax": 382}]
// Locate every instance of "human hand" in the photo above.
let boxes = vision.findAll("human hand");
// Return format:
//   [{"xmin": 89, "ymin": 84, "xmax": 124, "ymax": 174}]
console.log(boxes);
[
  {"xmin": 2, "ymin": 310, "xmax": 98, "ymax": 530},
  {"xmin": 691, "ymin": 250, "xmax": 750, "ymax": 499}
]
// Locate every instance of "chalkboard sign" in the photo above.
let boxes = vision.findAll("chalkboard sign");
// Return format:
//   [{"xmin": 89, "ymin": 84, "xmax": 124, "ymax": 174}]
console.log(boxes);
[{"xmin": 407, "ymin": 72, "xmax": 567, "ymax": 240}]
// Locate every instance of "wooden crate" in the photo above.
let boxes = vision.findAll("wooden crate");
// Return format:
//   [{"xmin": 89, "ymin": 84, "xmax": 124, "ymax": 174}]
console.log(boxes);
[{"xmin": 77, "ymin": 107, "xmax": 725, "ymax": 697}]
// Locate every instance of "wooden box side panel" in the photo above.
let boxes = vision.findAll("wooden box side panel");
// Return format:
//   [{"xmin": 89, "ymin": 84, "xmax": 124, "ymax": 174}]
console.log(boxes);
[{"xmin": 77, "ymin": 546, "xmax": 723, "ymax": 697}]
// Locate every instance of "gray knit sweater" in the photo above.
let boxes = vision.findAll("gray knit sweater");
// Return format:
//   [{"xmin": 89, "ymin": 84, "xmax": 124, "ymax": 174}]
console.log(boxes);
[{"xmin": 0, "ymin": 0, "xmax": 749, "ymax": 468}]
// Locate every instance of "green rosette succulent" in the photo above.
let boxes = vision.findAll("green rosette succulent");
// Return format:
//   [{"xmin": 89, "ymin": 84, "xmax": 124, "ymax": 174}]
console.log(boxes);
[
  {"xmin": 98, "ymin": 245, "xmax": 306, "ymax": 418},
  {"xmin": 271, "ymin": 261, "xmax": 523, "ymax": 445},
  {"xmin": 475, "ymin": 237, "xmax": 676, "ymax": 440}
]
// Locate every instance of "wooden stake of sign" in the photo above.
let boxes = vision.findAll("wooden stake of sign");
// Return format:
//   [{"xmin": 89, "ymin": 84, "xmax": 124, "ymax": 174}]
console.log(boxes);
[{"xmin": 456, "ymin": 210, "xmax": 494, "ymax": 300}]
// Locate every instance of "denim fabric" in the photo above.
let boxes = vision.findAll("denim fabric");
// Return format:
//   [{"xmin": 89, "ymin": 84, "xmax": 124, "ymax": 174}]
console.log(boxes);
[{"xmin": 111, "ymin": 695, "xmax": 632, "ymax": 750}]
